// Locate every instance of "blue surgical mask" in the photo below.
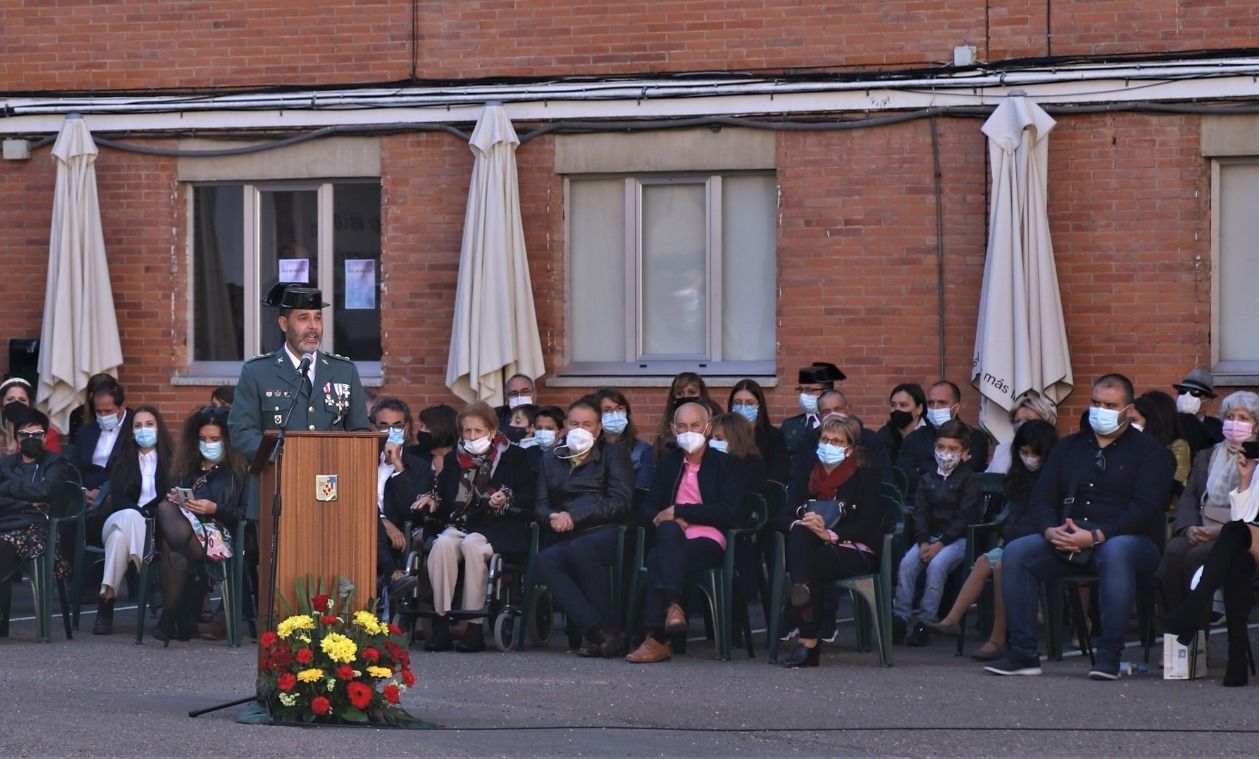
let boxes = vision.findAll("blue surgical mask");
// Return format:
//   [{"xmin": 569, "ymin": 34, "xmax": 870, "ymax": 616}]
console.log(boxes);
[
  {"xmin": 709, "ymin": 439, "xmax": 729, "ymax": 453},
  {"xmin": 926, "ymin": 408, "xmax": 954, "ymax": 427},
  {"xmin": 387, "ymin": 428, "xmax": 406, "ymax": 446},
  {"xmin": 98, "ymin": 413, "xmax": 120, "ymax": 431},
  {"xmin": 799, "ymin": 393, "xmax": 819, "ymax": 415},
  {"xmin": 134, "ymin": 427, "xmax": 158, "ymax": 448},
  {"xmin": 199, "ymin": 441, "xmax": 224, "ymax": 462},
  {"xmin": 601, "ymin": 411, "xmax": 628, "ymax": 435},
  {"xmin": 732, "ymin": 404, "xmax": 759, "ymax": 424},
  {"xmin": 817, "ymin": 443, "xmax": 847, "ymax": 466},
  {"xmin": 1089, "ymin": 406, "xmax": 1125, "ymax": 436},
  {"xmin": 534, "ymin": 429, "xmax": 557, "ymax": 449}
]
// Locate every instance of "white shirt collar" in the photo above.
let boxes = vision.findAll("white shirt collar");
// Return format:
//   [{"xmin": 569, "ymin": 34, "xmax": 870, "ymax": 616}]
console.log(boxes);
[{"xmin": 284, "ymin": 344, "xmax": 317, "ymax": 386}]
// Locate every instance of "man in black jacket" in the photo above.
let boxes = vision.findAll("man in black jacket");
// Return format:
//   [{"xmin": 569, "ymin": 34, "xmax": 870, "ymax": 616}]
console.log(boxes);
[
  {"xmin": 626, "ymin": 402, "xmax": 748, "ymax": 663},
  {"xmin": 896, "ymin": 380, "xmax": 990, "ymax": 500},
  {"xmin": 986, "ymin": 373, "xmax": 1170, "ymax": 681},
  {"xmin": 534, "ymin": 397, "xmax": 634, "ymax": 657}
]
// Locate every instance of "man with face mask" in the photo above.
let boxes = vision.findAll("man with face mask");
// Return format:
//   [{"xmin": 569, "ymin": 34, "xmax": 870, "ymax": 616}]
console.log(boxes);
[
  {"xmin": 71, "ymin": 377, "xmax": 131, "ymax": 500},
  {"xmin": 495, "ymin": 373, "xmax": 539, "ymax": 431},
  {"xmin": 986, "ymin": 373, "xmax": 1171, "ymax": 681},
  {"xmin": 781, "ymin": 363, "xmax": 846, "ymax": 466},
  {"xmin": 370, "ymin": 397, "xmax": 433, "ymax": 601},
  {"xmin": 626, "ymin": 402, "xmax": 748, "ymax": 663},
  {"xmin": 1173, "ymin": 368, "xmax": 1224, "ymax": 459},
  {"xmin": 896, "ymin": 380, "xmax": 991, "ymax": 501}
]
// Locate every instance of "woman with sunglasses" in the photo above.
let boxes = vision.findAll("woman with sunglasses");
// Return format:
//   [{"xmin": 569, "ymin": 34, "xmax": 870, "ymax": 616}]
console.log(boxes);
[
  {"xmin": 1, "ymin": 378, "xmax": 62, "ymax": 455},
  {"xmin": 151, "ymin": 406, "xmax": 247, "ymax": 644}
]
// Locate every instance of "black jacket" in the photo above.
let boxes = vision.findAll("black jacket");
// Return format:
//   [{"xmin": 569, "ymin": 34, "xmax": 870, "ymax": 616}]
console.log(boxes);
[
  {"xmin": 104, "ymin": 453, "xmax": 171, "ymax": 518},
  {"xmin": 782, "ymin": 465, "xmax": 885, "ymax": 552},
  {"xmin": 641, "ymin": 446, "xmax": 748, "ymax": 532},
  {"xmin": 381, "ymin": 448, "xmax": 434, "ymax": 529},
  {"xmin": 896, "ymin": 421, "xmax": 990, "ymax": 500},
  {"xmin": 73, "ymin": 409, "xmax": 135, "ymax": 490},
  {"xmin": 535, "ymin": 438, "xmax": 633, "ymax": 536},
  {"xmin": 788, "ymin": 425, "xmax": 893, "ymax": 490},
  {"xmin": 911, "ymin": 466, "xmax": 982, "ymax": 547},
  {"xmin": 754, "ymin": 425, "xmax": 791, "ymax": 485},
  {"xmin": 176, "ymin": 464, "xmax": 246, "ymax": 529},
  {"xmin": 0, "ymin": 451, "xmax": 70, "ymax": 531},
  {"xmin": 435, "ymin": 443, "xmax": 535, "ymax": 555}
]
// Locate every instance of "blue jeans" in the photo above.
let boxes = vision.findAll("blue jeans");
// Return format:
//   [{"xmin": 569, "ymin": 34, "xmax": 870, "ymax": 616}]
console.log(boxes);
[
  {"xmin": 893, "ymin": 539, "xmax": 966, "ymax": 623},
  {"xmin": 1001, "ymin": 533, "xmax": 1160, "ymax": 663}
]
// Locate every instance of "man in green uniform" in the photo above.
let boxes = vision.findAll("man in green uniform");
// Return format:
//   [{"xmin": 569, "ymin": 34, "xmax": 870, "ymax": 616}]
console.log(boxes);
[
  {"xmin": 780, "ymin": 361, "xmax": 846, "ymax": 462},
  {"xmin": 228, "ymin": 283, "xmax": 371, "ymax": 464}
]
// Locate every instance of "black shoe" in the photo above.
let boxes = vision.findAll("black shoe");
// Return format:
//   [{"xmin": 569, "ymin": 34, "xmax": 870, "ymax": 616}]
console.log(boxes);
[
  {"xmin": 456, "ymin": 622, "xmax": 486, "ymax": 652},
  {"xmin": 984, "ymin": 653, "xmax": 1043, "ymax": 676},
  {"xmin": 905, "ymin": 622, "xmax": 930, "ymax": 647},
  {"xmin": 153, "ymin": 610, "xmax": 177, "ymax": 648},
  {"xmin": 92, "ymin": 598, "xmax": 115, "ymax": 635},
  {"xmin": 892, "ymin": 616, "xmax": 908, "ymax": 646},
  {"xmin": 599, "ymin": 630, "xmax": 626, "ymax": 658},
  {"xmin": 781, "ymin": 643, "xmax": 820, "ymax": 668},
  {"xmin": 425, "ymin": 617, "xmax": 453, "ymax": 652}
]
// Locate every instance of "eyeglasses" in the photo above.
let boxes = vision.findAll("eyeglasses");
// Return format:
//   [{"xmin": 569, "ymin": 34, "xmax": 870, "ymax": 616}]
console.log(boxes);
[
  {"xmin": 375, "ymin": 423, "xmax": 406, "ymax": 432},
  {"xmin": 16, "ymin": 430, "xmax": 46, "ymax": 440},
  {"xmin": 1094, "ymin": 449, "xmax": 1106, "ymax": 473},
  {"xmin": 795, "ymin": 386, "xmax": 825, "ymax": 396},
  {"xmin": 505, "ymin": 389, "xmax": 534, "ymax": 399}
]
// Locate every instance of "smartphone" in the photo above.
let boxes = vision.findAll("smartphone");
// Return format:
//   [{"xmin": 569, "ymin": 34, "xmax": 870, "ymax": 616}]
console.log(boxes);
[
  {"xmin": 1243, "ymin": 441, "xmax": 1259, "ymax": 460},
  {"xmin": 175, "ymin": 487, "xmax": 194, "ymax": 505}
]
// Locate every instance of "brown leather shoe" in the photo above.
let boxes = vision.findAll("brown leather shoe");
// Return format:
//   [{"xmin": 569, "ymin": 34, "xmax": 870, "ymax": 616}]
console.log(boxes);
[
  {"xmin": 664, "ymin": 603, "xmax": 687, "ymax": 635},
  {"xmin": 625, "ymin": 637, "xmax": 672, "ymax": 663}
]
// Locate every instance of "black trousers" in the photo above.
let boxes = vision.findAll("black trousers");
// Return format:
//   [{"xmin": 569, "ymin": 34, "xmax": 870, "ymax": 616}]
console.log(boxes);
[
  {"xmin": 643, "ymin": 520, "xmax": 723, "ymax": 630},
  {"xmin": 536, "ymin": 524, "xmax": 620, "ymax": 635},
  {"xmin": 785, "ymin": 524, "xmax": 876, "ymax": 639}
]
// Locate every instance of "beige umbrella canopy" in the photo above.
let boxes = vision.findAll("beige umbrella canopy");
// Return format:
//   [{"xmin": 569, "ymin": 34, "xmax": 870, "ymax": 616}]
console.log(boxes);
[
  {"xmin": 36, "ymin": 115, "xmax": 123, "ymax": 430},
  {"xmin": 445, "ymin": 103, "xmax": 545, "ymax": 406},
  {"xmin": 972, "ymin": 95, "xmax": 1073, "ymax": 444}
]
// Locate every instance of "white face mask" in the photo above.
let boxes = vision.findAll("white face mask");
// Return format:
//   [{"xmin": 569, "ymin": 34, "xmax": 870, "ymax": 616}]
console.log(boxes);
[
  {"xmin": 1019, "ymin": 453, "xmax": 1042, "ymax": 472},
  {"xmin": 934, "ymin": 449, "xmax": 961, "ymax": 473},
  {"xmin": 462, "ymin": 435, "xmax": 493, "ymax": 456},
  {"xmin": 564, "ymin": 427, "xmax": 595, "ymax": 455},
  {"xmin": 533, "ymin": 429, "xmax": 557, "ymax": 449},
  {"xmin": 508, "ymin": 394, "xmax": 534, "ymax": 410},
  {"xmin": 1088, "ymin": 406, "xmax": 1125, "ymax": 437},
  {"xmin": 675, "ymin": 431, "xmax": 707, "ymax": 455},
  {"xmin": 799, "ymin": 393, "xmax": 819, "ymax": 415},
  {"xmin": 1176, "ymin": 392, "xmax": 1202, "ymax": 416},
  {"xmin": 926, "ymin": 407, "xmax": 954, "ymax": 427}
]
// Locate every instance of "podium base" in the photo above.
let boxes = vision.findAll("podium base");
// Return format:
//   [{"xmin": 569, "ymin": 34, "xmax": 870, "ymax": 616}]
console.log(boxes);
[{"xmin": 234, "ymin": 700, "xmax": 437, "ymax": 729}]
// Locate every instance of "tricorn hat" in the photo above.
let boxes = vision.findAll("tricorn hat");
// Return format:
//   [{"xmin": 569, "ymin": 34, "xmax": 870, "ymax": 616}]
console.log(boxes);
[
  {"xmin": 1172, "ymin": 368, "xmax": 1216, "ymax": 398},
  {"xmin": 798, "ymin": 362, "xmax": 846, "ymax": 385},
  {"xmin": 262, "ymin": 282, "xmax": 328, "ymax": 310}
]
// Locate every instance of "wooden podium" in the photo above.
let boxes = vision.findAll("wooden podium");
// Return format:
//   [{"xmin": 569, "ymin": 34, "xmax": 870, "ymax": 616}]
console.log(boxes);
[{"xmin": 255, "ymin": 431, "xmax": 383, "ymax": 630}]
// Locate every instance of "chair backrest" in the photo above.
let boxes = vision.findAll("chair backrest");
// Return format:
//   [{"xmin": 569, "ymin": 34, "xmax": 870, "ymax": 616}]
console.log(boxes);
[
  {"xmin": 892, "ymin": 466, "xmax": 910, "ymax": 499},
  {"xmin": 742, "ymin": 491, "xmax": 769, "ymax": 532},
  {"xmin": 879, "ymin": 531, "xmax": 894, "ymax": 579},
  {"xmin": 50, "ymin": 460, "xmax": 85, "ymax": 520},
  {"xmin": 763, "ymin": 480, "xmax": 787, "ymax": 522},
  {"xmin": 976, "ymin": 472, "xmax": 1006, "ymax": 522}
]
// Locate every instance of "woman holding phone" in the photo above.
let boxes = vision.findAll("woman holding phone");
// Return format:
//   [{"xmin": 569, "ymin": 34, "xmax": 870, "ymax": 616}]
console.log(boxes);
[{"xmin": 777, "ymin": 415, "xmax": 883, "ymax": 668}]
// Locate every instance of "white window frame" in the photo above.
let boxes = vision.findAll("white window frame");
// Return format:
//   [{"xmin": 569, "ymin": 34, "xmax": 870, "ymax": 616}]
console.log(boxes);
[
  {"xmin": 182, "ymin": 179, "xmax": 382, "ymax": 382},
  {"xmin": 1210, "ymin": 158, "xmax": 1259, "ymax": 384}
]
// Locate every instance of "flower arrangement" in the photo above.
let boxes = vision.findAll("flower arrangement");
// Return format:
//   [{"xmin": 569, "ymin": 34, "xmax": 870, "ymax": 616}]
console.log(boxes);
[{"xmin": 257, "ymin": 576, "xmax": 417, "ymax": 725}]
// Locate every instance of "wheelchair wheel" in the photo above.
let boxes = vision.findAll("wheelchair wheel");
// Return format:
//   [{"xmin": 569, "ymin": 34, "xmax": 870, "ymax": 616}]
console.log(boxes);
[
  {"xmin": 492, "ymin": 611, "xmax": 515, "ymax": 652},
  {"xmin": 527, "ymin": 589, "xmax": 553, "ymax": 647}
]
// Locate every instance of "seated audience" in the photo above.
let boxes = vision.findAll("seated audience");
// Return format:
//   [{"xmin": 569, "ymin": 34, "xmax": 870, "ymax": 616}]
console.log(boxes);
[
  {"xmin": 74, "ymin": 377, "xmax": 131, "ymax": 499},
  {"xmin": 893, "ymin": 420, "xmax": 982, "ymax": 646},
  {"xmin": 1132, "ymin": 390, "xmax": 1191, "ymax": 498},
  {"xmin": 986, "ymin": 373, "xmax": 1171, "ymax": 680},
  {"xmin": 877, "ymin": 382, "xmax": 926, "ymax": 467},
  {"xmin": 495, "ymin": 373, "xmax": 538, "ymax": 430},
  {"xmin": 781, "ymin": 363, "xmax": 845, "ymax": 463},
  {"xmin": 1173, "ymin": 368, "xmax": 1223, "ymax": 459},
  {"xmin": 414, "ymin": 403, "xmax": 458, "ymax": 478},
  {"xmin": 370, "ymin": 397, "xmax": 433, "ymax": 599},
  {"xmin": 653, "ymin": 372, "xmax": 710, "ymax": 462},
  {"xmin": 209, "ymin": 385, "xmax": 234, "ymax": 409},
  {"xmin": 66, "ymin": 372, "xmax": 116, "ymax": 439},
  {"xmin": 986, "ymin": 394, "xmax": 1057, "ymax": 474},
  {"xmin": 929, "ymin": 420, "xmax": 1059, "ymax": 659},
  {"xmin": 595, "ymin": 388, "xmax": 654, "ymax": 491},
  {"xmin": 710, "ymin": 413, "xmax": 767, "ymax": 497},
  {"xmin": 896, "ymin": 381, "xmax": 991, "ymax": 500},
  {"xmin": 507, "ymin": 403, "xmax": 539, "ymax": 445},
  {"xmin": 1, "ymin": 378, "xmax": 62, "ymax": 454},
  {"xmin": 534, "ymin": 396, "xmax": 634, "ymax": 658},
  {"xmin": 727, "ymin": 379, "xmax": 789, "ymax": 484}
]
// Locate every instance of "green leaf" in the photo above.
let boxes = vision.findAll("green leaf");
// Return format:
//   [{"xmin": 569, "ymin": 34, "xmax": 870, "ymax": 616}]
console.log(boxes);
[
  {"xmin": 295, "ymin": 576, "xmax": 310, "ymax": 616},
  {"xmin": 338, "ymin": 706, "xmax": 368, "ymax": 723}
]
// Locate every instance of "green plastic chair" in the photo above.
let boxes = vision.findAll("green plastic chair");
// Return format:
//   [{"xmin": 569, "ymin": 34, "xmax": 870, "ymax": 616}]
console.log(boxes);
[
  {"xmin": 18, "ymin": 471, "xmax": 84, "ymax": 643},
  {"xmin": 892, "ymin": 466, "xmax": 911, "ymax": 501}
]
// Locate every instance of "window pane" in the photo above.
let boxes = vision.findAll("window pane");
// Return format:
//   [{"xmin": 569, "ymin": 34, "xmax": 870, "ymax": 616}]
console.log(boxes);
[
  {"xmin": 721, "ymin": 175, "xmax": 777, "ymax": 361},
  {"xmin": 569, "ymin": 179, "xmax": 626, "ymax": 362},
  {"xmin": 641, "ymin": 183, "xmax": 706, "ymax": 357},
  {"xmin": 192, "ymin": 186, "xmax": 244, "ymax": 361},
  {"xmin": 1219, "ymin": 164, "xmax": 1259, "ymax": 362},
  {"xmin": 332, "ymin": 184, "xmax": 383, "ymax": 361},
  {"xmin": 258, "ymin": 189, "xmax": 319, "ymax": 354}
]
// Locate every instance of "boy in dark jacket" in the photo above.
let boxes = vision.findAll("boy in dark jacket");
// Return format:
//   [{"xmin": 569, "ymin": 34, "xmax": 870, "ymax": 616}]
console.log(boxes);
[{"xmin": 892, "ymin": 420, "xmax": 981, "ymax": 646}]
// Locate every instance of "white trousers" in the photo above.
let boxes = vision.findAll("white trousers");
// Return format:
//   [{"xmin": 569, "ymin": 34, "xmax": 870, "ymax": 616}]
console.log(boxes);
[
  {"xmin": 100, "ymin": 509, "xmax": 146, "ymax": 595},
  {"xmin": 427, "ymin": 527, "xmax": 494, "ymax": 619}
]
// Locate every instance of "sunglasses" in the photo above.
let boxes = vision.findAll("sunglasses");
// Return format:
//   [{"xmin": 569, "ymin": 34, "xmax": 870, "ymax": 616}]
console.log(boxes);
[{"xmin": 17, "ymin": 430, "xmax": 46, "ymax": 440}]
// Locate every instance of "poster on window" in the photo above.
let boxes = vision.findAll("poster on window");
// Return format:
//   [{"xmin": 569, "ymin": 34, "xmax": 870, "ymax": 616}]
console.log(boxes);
[
  {"xmin": 278, "ymin": 258, "xmax": 309, "ymax": 284},
  {"xmin": 344, "ymin": 259, "xmax": 376, "ymax": 310}
]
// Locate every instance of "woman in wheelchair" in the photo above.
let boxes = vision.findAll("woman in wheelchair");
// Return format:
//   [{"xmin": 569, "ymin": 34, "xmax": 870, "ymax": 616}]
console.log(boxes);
[
  {"xmin": 416, "ymin": 402, "xmax": 533, "ymax": 652},
  {"xmin": 151, "ymin": 407, "xmax": 246, "ymax": 645},
  {"xmin": 535, "ymin": 395, "xmax": 634, "ymax": 658},
  {"xmin": 778, "ymin": 415, "xmax": 882, "ymax": 668}
]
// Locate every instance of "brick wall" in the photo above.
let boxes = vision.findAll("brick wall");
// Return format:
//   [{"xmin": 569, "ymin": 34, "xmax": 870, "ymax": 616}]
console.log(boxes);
[{"xmin": 2, "ymin": 2, "xmax": 1257, "ymax": 91}]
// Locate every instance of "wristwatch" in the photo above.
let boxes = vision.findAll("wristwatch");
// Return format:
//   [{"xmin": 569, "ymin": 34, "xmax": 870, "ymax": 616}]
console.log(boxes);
[{"xmin": 1090, "ymin": 529, "xmax": 1102, "ymax": 547}]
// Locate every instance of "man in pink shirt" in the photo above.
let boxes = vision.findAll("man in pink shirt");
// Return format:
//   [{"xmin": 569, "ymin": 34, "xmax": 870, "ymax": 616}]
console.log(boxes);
[{"xmin": 626, "ymin": 402, "xmax": 748, "ymax": 663}]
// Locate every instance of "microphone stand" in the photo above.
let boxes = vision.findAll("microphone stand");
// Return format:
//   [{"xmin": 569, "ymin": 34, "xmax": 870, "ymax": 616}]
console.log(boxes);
[{"xmin": 189, "ymin": 355, "xmax": 312, "ymax": 720}]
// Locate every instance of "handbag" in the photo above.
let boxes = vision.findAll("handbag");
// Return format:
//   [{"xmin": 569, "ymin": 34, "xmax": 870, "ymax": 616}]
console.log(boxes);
[
  {"xmin": 804, "ymin": 499, "xmax": 850, "ymax": 530},
  {"xmin": 182, "ymin": 469, "xmax": 233, "ymax": 562}
]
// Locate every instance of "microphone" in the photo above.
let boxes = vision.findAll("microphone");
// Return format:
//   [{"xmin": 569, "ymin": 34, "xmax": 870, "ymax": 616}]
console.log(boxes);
[{"xmin": 298, "ymin": 352, "xmax": 315, "ymax": 381}]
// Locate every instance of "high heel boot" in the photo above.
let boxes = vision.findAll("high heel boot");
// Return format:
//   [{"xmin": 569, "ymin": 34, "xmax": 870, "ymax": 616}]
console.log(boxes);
[
  {"xmin": 1163, "ymin": 521, "xmax": 1253, "ymax": 645},
  {"xmin": 1221, "ymin": 544, "xmax": 1255, "ymax": 688}
]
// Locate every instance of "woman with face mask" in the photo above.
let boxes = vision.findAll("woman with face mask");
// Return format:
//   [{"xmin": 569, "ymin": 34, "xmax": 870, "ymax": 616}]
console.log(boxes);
[
  {"xmin": 92, "ymin": 406, "xmax": 173, "ymax": 636},
  {"xmin": 595, "ymin": 388, "xmax": 653, "ymax": 490},
  {"xmin": 710, "ymin": 413, "xmax": 767, "ymax": 497},
  {"xmin": 148, "ymin": 407, "xmax": 247, "ymax": 644},
  {"xmin": 420, "ymin": 402, "xmax": 534, "ymax": 653},
  {"xmin": 1159, "ymin": 391, "xmax": 1259, "ymax": 617},
  {"xmin": 775, "ymin": 415, "xmax": 883, "ymax": 667},
  {"xmin": 985, "ymin": 394, "xmax": 1057, "ymax": 474},
  {"xmin": 726, "ymin": 379, "xmax": 789, "ymax": 484},
  {"xmin": 929, "ymin": 420, "xmax": 1059, "ymax": 659},
  {"xmin": 0, "ymin": 378, "xmax": 63, "ymax": 455},
  {"xmin": 652, "ymin": 372, "xmax": 710, "ymax": 463}
]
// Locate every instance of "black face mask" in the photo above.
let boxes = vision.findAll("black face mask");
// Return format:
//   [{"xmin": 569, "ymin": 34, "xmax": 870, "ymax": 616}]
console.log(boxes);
[
  {"xmin": 889, "ymin": 409, "xmax": 914, "ymax": 429},
  {"xmin": 505, "ymin": 425, "xmax": 528, "ymax": 444},
  {"xmin": 19, "ymin": 438, "xmax": 44, "ymax": 460},
  {"xmin": 412, "ymin": 430, "xmax": 435, "ymax": 454}
]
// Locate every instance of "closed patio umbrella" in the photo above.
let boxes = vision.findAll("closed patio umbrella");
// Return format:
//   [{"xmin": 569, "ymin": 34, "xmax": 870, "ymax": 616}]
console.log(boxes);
[
  {"xmin": 446, "ymin": 103, "xmax": 545, "ymax": 406},
  {"xmin": 971, "ymin": 95, "xmax": 1073, "ymax": 445},
  {"xmin": 36, "ymin": 115, "xmax": 123, "ymax": 431}
]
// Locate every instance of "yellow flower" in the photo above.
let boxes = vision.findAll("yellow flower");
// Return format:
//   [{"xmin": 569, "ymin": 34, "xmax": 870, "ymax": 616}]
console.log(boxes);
[
  {"xmin": 366, "ymin": 666, "xmax": 392, "ymax": 679},
  {"xmin": 297, "ymin": 668, "xmax": 324, "ymax": 683},
  {"xmin": 276, "ymin": 614, "xmax": 315, "ymax": 640},
  {"xmin": 352, "ymin": 610, "xmax": 385, "ymax": 635},
  {"xmin": 320, "ymin": 631, "xmax": 358, "ymax": 663}
]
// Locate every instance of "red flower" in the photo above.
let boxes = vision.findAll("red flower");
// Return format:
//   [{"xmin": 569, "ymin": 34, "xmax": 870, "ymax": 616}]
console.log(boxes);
[
  {"xmin": 310, "ymin": 696, "xmax": 331, "ymax": 716},
  {"xmin": 311, "ymin": 594, "xmax": 331, "ymax": 612},
  {"xmin": 401, "ymin": 668, "xmax": 416, "ymax": 687},
  {"xmin": 388, "ymin": 623, "xmax": 403, "ymax": 636},
  {"xmin": 347, "ymin": 681, "xmax": 373, "ymax": 710},
  {"xmin": 361, "ymin": 647, "xmax": 380, "ymax": 663},
  {"xmin": 260, "ymin": 631, "xmax": 278, "ymax": 647},
  {"xmin": 383, "ymin": 684, "xmax": 401, "ymax": 705},
  {"xmin": 321, "ymin": 615, "xmax": 339, "ymax": 625},
  {"xmin": 276, "ymin": 673, "xmax": 297, "ymax": 692},
  {"xmin": 336, "ymin": 664, "xmax": 355, "ymax": 681},
  {"xmin": 296, "ymin": 647, "xmax": 314, "ymax": 664}
]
